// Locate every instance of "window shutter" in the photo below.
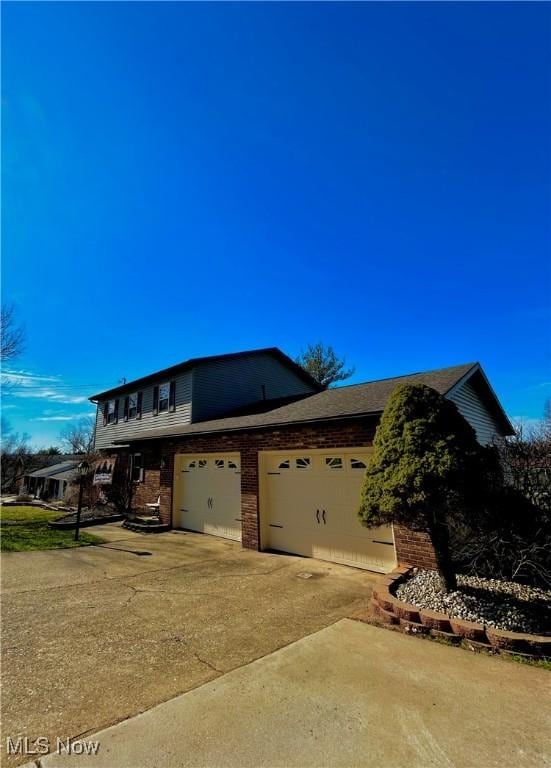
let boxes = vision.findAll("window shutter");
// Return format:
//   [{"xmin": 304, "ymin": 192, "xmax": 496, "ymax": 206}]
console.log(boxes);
[
  {"xmin": 137, "ymin": 391, "xmax": 143, "ymax": 419},
  {"xmin": 153, "ymin": 386, "xmax": 159, "ymax": 416},
  {"xmin": 169, "ymin": 381, "xmax": 176, "ymax": 412},
  {"xmin": 114, "ymin": 399, "xmax": 119, "ymax": 424},
  {"xmin": 123, "ymin": 396, "xmax": 129, "ymax": 422},
  {"xmin": 102, "ymin": 402, "xmax": 108, "ymax": 426}
]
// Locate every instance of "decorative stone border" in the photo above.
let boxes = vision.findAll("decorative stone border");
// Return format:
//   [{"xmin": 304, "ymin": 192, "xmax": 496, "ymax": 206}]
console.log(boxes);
[
  {"xmin": 49, "ymin": 514, "xmax": 124, "ymax": 530},
  {"xmin": 367, "ymin": 566, "xmax": 551, "ymax": 659}
]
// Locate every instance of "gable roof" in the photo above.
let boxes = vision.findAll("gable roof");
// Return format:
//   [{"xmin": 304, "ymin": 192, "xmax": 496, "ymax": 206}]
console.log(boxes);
[
  {"xmin": 26, "ymin": 457, "xmax": 83, "ymax": 479},
  {"xmin": 113, "ymin": 361, "xmax": 513, "ymax": 443},
  {"xmin": 89, "ymin": 347, "xmax": 322, "ymax": 401}
]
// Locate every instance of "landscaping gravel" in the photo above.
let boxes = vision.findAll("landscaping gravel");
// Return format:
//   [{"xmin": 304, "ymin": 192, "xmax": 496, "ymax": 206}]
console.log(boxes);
[{"xmin": 395, "ymin": 569, "xmax": 551, "ymax": 634}]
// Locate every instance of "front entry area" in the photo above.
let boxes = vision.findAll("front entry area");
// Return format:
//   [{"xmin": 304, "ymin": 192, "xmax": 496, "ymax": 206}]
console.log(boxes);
[
  {"xmin": 260, "ymin": 449, "xmax": 397, "ymax": 573},
  {"xmin": 173, "ymin": 453, "xmax": 242, "ymax": 541}
]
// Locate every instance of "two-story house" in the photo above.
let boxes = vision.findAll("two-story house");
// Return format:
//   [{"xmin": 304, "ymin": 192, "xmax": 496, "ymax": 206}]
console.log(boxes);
[{"xmin": 90, "ymin": 347, "xmax": 513, "ymax": 574}]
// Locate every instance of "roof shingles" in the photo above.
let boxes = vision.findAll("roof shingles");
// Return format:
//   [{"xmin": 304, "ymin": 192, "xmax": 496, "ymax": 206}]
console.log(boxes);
[{"xmin": 114, "ymin": 362, "xmax": 478, "ymax": 444}]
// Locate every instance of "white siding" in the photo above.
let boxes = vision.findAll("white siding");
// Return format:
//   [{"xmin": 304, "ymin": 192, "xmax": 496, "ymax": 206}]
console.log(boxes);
[
  {"xmin": 447, "ymin": 380, "xmax": 503, "ymax": 445},
  {"xmin": 94, "ymin": 371, "xmax": 192, "ymax": 449},
  {"xmin": 192, "ymin": 353, "xmax": 316, "ymax": 422}
]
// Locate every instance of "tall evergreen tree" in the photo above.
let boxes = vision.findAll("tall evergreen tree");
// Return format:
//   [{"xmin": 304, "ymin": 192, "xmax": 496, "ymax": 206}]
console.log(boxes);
[
  {"xmin": 358, "ymin": 382, "xmax": 496, "ymax": 591},
  {"xmin": 296, "ymin": 343, "xmax": 354, "ymax": 388}
]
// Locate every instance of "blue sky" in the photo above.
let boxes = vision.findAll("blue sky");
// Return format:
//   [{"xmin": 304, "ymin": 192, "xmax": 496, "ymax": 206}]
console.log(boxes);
[{"xmin": 2, "ymin": 2, "xmax": 550, "ymax": 448}]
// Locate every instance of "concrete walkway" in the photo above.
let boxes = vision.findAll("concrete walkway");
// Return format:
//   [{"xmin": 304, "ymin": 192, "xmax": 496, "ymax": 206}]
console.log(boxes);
[
  {"xmin": 3, "ymin": 525, "xmax": 376, "ymax": 768},
  {"xmin": 33, "ymin": 620, "xmax": 550, "ymax": 768}
]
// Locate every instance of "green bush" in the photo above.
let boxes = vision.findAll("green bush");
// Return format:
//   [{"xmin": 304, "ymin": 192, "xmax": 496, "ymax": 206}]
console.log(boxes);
[{"xmin": 358, "ymin": 383, "xmax": 496, "ymax": 591}]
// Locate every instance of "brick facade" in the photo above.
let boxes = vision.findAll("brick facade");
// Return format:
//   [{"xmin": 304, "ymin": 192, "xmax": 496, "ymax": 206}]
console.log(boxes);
[
  {"xmin": 393, "ymin": 526, "xmax": 438, "ymax": 570},
  {"xmin": 119, "ymin": 416, "xmax": 438, "ymax": 571}
]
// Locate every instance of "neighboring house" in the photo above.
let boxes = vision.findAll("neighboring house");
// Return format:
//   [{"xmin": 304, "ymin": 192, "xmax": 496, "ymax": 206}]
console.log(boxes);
[
  {"xmin": 21, "ymin": 456, "xmax": 83, "ymax": 501},
  {"xmin": 90, "ymin": 347, "xmax": 513, "ymax": 574}
]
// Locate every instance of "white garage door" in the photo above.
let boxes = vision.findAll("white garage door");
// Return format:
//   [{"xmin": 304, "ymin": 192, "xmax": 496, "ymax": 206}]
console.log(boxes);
[
  {"xmin": 173, "ymin": 454, "xmax": 241, "ymax": 542},
  {"xmin": 261, "ymin": 450, "xmax": 396, "ymax": 573}
]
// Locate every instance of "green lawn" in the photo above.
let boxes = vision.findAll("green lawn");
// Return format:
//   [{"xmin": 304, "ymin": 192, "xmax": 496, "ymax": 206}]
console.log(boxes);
[{"xmin": 1, "ymin": 505, "xmax": 105, "ymax": 552}]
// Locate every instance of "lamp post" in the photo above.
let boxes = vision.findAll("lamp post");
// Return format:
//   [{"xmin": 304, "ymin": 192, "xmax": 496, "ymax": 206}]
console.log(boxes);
[{"xmin": 74, "ymin": 459, "xmax": 90, "ymax": 542}]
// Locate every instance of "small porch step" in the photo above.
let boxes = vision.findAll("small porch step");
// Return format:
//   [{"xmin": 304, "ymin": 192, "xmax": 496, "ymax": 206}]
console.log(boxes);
[{"xmin": 123, "ymin": 517, "xmax": 170, "ymax": 533}]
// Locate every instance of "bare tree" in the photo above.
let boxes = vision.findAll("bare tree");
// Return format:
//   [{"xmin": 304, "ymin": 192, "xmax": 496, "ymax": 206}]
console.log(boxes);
[
  {"xmin": 451, "ymin": 416, "xmax": 551, "ymax": 588},
  {"xmin": 544, "ymin": 399, "xmax": 551, "ymax": 438},
  {"xmin": 59, "ymin": 416, "xmax": 95, "ymax": 455},
  {"xmin": 296, "ymin": 343, "xmax": 354, "ymax": 388},
  {"xmin": 1, "ymin": 418, "xmax": 33, "ymax": 493},
  {"xmin": 1, "ymin": 303, "xmax": 25, "ymax": 362}
]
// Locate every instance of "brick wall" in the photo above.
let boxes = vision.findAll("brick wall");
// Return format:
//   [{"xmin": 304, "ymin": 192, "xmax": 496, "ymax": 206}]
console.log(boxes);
[
  {"xmin": 133, "ymin": 448, "xmax": 161, "ymax": 509},
  {"xmin": 393, "ymin": 526, "xmax": 438, "ymax": 570},
  {"xmin": 115, "ymin": 450, "xmax": 163, "ymax": 510},
  {"xmin": 119, "ymin": 417, "xmax": 438, "ymax": 570}
]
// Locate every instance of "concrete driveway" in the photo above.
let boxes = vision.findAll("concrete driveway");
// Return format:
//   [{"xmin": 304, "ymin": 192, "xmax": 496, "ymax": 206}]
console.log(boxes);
[
  {"xmin": 1, "ymin": 524, "xmax": 376, "ymax": 767},
  {"xmin": 32, "ymin": 620, "xmax": 551, "ymax": 768}
]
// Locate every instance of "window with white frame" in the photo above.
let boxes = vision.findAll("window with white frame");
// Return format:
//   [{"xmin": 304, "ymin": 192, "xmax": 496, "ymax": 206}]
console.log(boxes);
[
  {"xmin": 107, "ymin": 399, "xmax": 116, "ymax": 424},
  {"xmin": 295, "ymin": 457, "xmax": 311, "ymax": 470},
  {"xmin": 130, "ymin": 453, "xmax": 144, "ymax": 482},
  {"xmin": 159, "ymin": 382, "xmax": 170, "ymax": 412},
  {"xmin": 128, "ymin": 392, "xmax": 138, "ymax": 419},
  {"xmin": 325, "ymin": 457, "xmax": 344, "ymax": 470}
]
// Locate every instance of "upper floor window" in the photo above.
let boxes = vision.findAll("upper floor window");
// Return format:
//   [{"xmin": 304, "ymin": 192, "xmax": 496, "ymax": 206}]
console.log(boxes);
[
  {"xmin": 159, "ymin": 382, "xmax": 170, "ymax": 412},
  {"xmin": 153, "ymin": 381, "xmax": 176, "ymax": 416},
  {"xmin": 128, "ymin": 393, "xmax": 138, "ymax": 419},
  {"xmin": 105, "ymin": 399, "xmax": 118, "ymax": 425},
  {"xmin": 124, "ymin": 392, "xmax": 142, "ymax": 421}
]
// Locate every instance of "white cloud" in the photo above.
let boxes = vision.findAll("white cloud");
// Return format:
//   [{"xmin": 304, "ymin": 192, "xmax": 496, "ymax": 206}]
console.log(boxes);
[
  {"xmin": 3, "ymin": 369, "xmax": 90, "ymax": 404},
  {"xmin": 3, "ymin": 370, "xmax": 60, "ymax": 385},
  {"xmin": 14, "ymin": 389, "xmax": 89, "ymax": 404},
  {"xmin": 32, "ymin": 411, "xmax": 95, "ymax": 422}
]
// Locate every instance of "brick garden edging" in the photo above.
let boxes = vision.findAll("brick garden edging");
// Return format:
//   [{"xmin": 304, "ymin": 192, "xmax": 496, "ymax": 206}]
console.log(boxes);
[
  {"xmin": 49, "ymin": 513, "xmax": 124, "ymax": 530},
  {"xmin": 366, "ymin": 566, "xmax": 551, "ymax": 659}
]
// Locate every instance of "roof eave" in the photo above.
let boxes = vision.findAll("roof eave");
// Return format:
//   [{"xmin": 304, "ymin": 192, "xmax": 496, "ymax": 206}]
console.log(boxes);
[{"xmin": 112, "ymin": 410, "xmax": 382, "ymax": 444}]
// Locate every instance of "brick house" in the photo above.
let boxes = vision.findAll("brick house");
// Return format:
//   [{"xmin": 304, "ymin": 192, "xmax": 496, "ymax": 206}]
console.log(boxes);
[{"xmin": 90, "ymin": 348, "xmax": 513, "ymax": 574}]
